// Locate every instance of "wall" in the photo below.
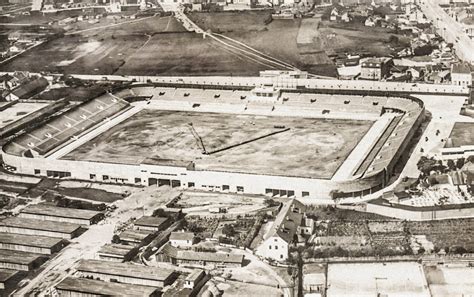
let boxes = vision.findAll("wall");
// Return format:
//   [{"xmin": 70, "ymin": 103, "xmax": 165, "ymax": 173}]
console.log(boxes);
[{"xmin": 365, "ymin": 202, "xmax": 474, "ymax": 221}]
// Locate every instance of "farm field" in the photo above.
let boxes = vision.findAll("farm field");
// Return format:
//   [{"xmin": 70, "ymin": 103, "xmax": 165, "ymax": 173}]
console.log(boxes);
[
  {"xmin": 1, "ymin": 15, "xmax": 274, "ymax": 76},
  {"xmin": 62, "ymin": 109, "xmax": 372, "ymax": 179}
]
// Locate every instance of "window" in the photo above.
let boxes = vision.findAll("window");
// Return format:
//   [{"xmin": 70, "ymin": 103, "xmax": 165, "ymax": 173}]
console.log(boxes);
[
  {"xmin": 275, "ymin": 246, "xmax": 278, "ymax": 250},
  {"xmin": 269, "ymin": 246, "xmax": 272, "ymax": 250},
  {"xmin": 103, "ymin": 175, "xmax": 109, "ymax": 181},
  {"xmin": 90, "ymin": 174, "xmax": 96, "ymax": 179},
  {"xmin": 223, "ymin": 185, "xmax": 229, "ymax": 191},
  {"xmin": 280, "ymin": 255, "xmax": 283, "ymax": 259},
  {"xmin": 237, "ymin": 186, "xmax": 244, "ymax": 192},
  {"xmin": 188, "ymin": 182, "xmax": 195, "ymax": 188},
  {"xmin": 34, "ymin": 169, "xmax": 40, "ymax": 175},
  {"xmin": 288, "ymin": 190, "xmax": 295, "ymax": 197},
  {"xmin": 135, "ymin": 178, "xmax": 141, "ymax": 183},
  {"xmin": 302, "ymin": 191, "xmax": 309, "ymax": 197}
]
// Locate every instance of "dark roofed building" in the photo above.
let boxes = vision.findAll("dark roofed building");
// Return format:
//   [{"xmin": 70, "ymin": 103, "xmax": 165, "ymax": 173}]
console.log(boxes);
[
  {"xmin": 56, "ymin": 277, "xmax": 161, "ymax": 297},
  {"xmin": 19, "ymin": 204, "xmax": 103, "ymax": 225},
  {"xmin": 0, "ymin": 217, "xmax": 82, "ymax": 239},
  {"xmin": 134, "ymin": 216, "xmax": 171, "ymax": 232},
  {"xmin": 157, "ymin": 243, "xmax": 244, "ymax": 268},
  {"xmin": 0, "ymin": 249, "xmax": 47, "ymax": 271},
  {"xmin": 6, "ymin": 77, "xmax": 48, "ymax": 101},
  {"xmin": 117, "ymin": 229, "xmax": 154, "ymax": 246},
  {"xmin": 76, "ymin": 259, "xmax": 177, "ymax": 287},
  {"xmin": 0, "ymin": 232, "xmax": 68, "ymax": 254},
  {"xmin": 97, "ymin": 243, "xmax": 138, "ymax": 262},
  {"xmin": 0, "ymin": 269, "xmax": 20, "ymax": 290}
]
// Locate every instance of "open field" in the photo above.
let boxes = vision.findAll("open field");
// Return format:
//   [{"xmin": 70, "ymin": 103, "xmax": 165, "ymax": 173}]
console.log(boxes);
[
  {"xmin": 327, "ymin": 262, "xmax": 430, "ymax": 297},
  {"xmin": 63, "ymin": 109, "xmax": 372, "ymax": 179},
  {"xmin": 317, "ymin": 21, "xmax": 410, "ymax": 57},
  {"xmin": 0, "ymin": 102, "xmax": 48, "ymax": 128},
  {"xmin": 189, "ymin": 11, "xmax": 337, "ymax": 77},
  {"xmin": 447, "ymin": 122, "xmax": 474, "ymax": 147},
  {"xmin": 424, "ymin": 264, "xmax": 474, "ymax": 297},
  {"xmin": 1, "ymin": 15, "xmax": 272, "ymax": 76}
]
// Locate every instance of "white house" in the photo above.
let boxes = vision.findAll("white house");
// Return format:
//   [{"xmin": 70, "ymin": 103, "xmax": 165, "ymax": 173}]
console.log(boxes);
[
  {"xmin": 169, "ymin": 231, "xmax": 195, "ymax": 248},
  {"xmin": 451, "ymin": 63, "xmax": 472, "ymax": 87},
  {"xmin": 256, "ymin": 199, "xmax": 314, "ymax": 262}
]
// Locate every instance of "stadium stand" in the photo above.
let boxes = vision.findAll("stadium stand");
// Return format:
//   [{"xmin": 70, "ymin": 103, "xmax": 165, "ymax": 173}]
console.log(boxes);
[{"xmin": 4, "ymin": 94, "xmax": 129, "ymax": 157}]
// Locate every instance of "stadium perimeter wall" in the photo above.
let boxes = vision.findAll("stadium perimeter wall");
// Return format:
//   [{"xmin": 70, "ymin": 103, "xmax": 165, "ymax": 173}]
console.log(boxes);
[
  {"xmin": 365, "ymin": 202, "xmax": 474, "ymax": 220},
  {"xmin": 0, "ymin": 83, "xmax": 426, "ymax": 201}
]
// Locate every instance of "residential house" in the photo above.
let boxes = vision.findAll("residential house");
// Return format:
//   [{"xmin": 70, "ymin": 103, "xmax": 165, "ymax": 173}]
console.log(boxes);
[
  {"xmin": 451, "ymin": 62, "xmax": 472, "ymax": 87},
  {"xmin": 360, "ymin": 57, "xmax": 393, "ymax": 80},
  {"xmin": 255, "ymin": 199, "xmax": 314, "ymax": 262},
  {"xmin": 5, "ymin": 76, "xmax": 48, "ymax": 101},
  {"xmin": 169, "ymin": 231, "xmax": 195, "ymax": 248}
]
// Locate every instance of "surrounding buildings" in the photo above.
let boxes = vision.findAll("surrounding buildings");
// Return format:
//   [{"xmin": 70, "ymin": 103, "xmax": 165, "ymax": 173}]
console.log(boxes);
[
  {"xmin": 133, "ymin": 216, "xmax": 171, "ymax": 232},
  {"xmin": 19, "ymin": 204, "xmax": 103, "ymax": 225},
  {"xmin": 0, "ymin": 249, "xmax": 47, "ymax": 271},
  {"xmin": 0, "ymin": 232, "xmax": 67, "ymax": 254},
  {"xmin": 256, "ymin": 199, "xmax": 314, "ymax": 262},
  {"xmin": 360, "ymin": 57, "xmax": 394, "ymax": 80},
  {"xmin": 451, "ymin": 62, "xmax": 473, "ymax": 86},
  {"xmin": 117, "ymin": 229, "xmax": 154, "ymax": 246},
  {"xmin": 97, "ymin": 243, "xmax": 139, "ymax": 262},
  {"xmin": 0, "ymin": 217, "xmax": 82, "ymax": 239},
  {"xmin": 75, "ymin": 259, "xmax": 177, "ymax": 288},
  {"xmin": 157, "ymin": 244, "xmax": 245, "ymax": 268},
  {"xmin": 0, "ymin": 269, "xmax": 20, "ymax": 291},
  {"xmin": 55, "ymin": 277, "xmax": 161, "ymax": 297},
  {"xmin": 169, "ymin": 231, "xmax": 195, "ymax": 248}
]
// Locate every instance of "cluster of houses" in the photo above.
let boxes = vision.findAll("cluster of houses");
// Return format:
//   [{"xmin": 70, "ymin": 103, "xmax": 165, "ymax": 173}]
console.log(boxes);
[
  {"xmin": 0, "ymin": 33, "xmax": 43, "ymax": 61},
  {"xmin": 0, "ymin": 72, "xmax": 49, "ymax": 101}
]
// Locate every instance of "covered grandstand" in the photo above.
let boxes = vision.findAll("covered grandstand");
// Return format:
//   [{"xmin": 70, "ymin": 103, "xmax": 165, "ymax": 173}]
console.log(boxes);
[{"xmin": 4, "ymin": 94, "xmax": 130, "ymax": 157}]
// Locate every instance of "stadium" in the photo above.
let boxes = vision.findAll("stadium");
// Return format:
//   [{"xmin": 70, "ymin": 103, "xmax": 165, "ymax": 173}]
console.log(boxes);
[{"xmin": 1, "ymin": 77, "xmax": 425, "ymax": 201}]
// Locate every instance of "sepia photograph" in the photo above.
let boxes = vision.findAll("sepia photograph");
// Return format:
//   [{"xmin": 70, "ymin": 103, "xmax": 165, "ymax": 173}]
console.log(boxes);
[{"xmin": 0, "ymin": 0, "xmax": 473, "ymax": 295}]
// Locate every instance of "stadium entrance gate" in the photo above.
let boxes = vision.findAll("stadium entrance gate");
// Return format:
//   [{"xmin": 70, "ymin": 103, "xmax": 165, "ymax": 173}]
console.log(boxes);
[{"xmin": 148, "ymin": 178, "xmax": 181, "ymax": 188}]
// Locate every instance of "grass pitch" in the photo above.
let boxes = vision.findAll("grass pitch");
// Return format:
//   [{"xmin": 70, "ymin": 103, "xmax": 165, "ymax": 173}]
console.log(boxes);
[{"xmin": 62, "ymin": 109, "xmax": 372, "ymax": 179}]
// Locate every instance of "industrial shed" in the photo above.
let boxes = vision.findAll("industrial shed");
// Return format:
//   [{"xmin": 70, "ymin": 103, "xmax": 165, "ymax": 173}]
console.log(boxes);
[
  {"xmin": 19, "ymin": 204, "xmax": 103, "ymax": 225},
  {"xmin": 0, "ymin": 217, "xmax": 83, "ymax": 239},
  {"xmin": 0, "ymin": 249, "xmax": 47, "ymax": 271},
  {"xmin": 76, "ymin": 260, "xmax": 177, "ymax": 288},
  {"xmin": 55, "ymin": 277, "xmax": 161, "ymax": 297},
  {"xmin": 117, "ymin": 229, "xmax": 154, "ymax": 246},
  {"xmin": 97, "ymin": 244, "xmax": 138, "ymax": 262},
  {"xmin": 0, "ymin": 269, "xmax": 20, "ymax": 290},
  {"xmin": 133, "ymin": 216, "xmax": 171, "ymax": 232},
  {"xmin": 0, "ymin": 232, "xmax": 68, "ymax": 254}
]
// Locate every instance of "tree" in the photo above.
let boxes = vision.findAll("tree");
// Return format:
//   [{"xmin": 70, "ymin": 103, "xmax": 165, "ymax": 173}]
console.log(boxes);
[
  {"xmin": 417, "ymin": 156, "xmax": 439, "ymax": 175},
  {"xmin": 222, "ymin": 225, "xmax": 236, "ymax": 237},
  {"xmin": 112, "ymin": 235, "xmax": 121, "ymax": 244},
  {"xmin": 447, "ymin": 159, "xmax": 456, "ymax": 171},
  {"xmin": 388, "ymin": 35, "xmax": 399, "ymax": 44},
  {"xmin": 456, "ymin": 158, "xmax": 465, "ymax": 170}
]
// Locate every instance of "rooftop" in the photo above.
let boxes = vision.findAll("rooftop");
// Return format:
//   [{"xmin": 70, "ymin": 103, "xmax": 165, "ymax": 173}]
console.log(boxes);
[
  {"xmin": 98, "ymin": 244, "xmax": 137, "ymax": 257},
  {"xmin": 0, "ymin": 217, "xmax": 82, "ymax": 234},
  {"xmin": 177, "ymin": 250, "xmax": 244, "ymax": 264},
  {"xmin": 0, "ymin": 249, "xmax": 45, "ymax": 265},
  {"xmin": 452, "ymin": 62, "xmax": 472, "ymax": 74},
  {"xmin": 0, "ymin": 232, "xmax": 65, "ymax": 248},
  {"xmin": 77, "ymin": 259, "xmax": 175, "ymax": 282},
  {"xmin": 170, "ymin": 231, "xmax": 195, "ymax": 241},
  {"xmin": 134, "ymin": 216, "xmax": 169, "ymax": 228},
  {"xmin": 56, "ymin": 277, "xmax": 160, "ymax": 297},
  {"xmin": 186, "ymin": 270, "xmax": 205, "ymax": 282},
  {"xmin": 446, "ymin": 122, "xmax": 474, "ymax": 147},
  {"xmin": 265, "ymin": 199, "xmax": 306, "ymax": 243},
  {"xmin": 10, "ymin": 77, "xmax": 48, "ymax": 99},
  {"xmin": 118, "ymin": 229, "xmax": 153, "ymax": 242},
  {"xmin": 0, "ymin": 269, "xmax": 19, "ymax": 282},
  {"xmin": 21, "ymin": 204, "xmax": 102, "ymax": 220}
]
